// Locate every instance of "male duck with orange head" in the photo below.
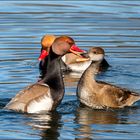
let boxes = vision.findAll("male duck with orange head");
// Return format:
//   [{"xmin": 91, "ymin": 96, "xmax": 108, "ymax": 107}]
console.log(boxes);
[
  {"xmin": 4, "ymin": 36, "xmax": 81, "ymax": 114},
  {"xmin": 38, "ymin": 35, "xmax": 86, "ymax": 78}
]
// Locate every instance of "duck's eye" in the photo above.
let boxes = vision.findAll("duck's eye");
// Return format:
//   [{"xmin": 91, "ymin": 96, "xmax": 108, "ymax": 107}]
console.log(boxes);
[
  {"xmin": 63, "ymin": 50, "xmax": 67, "ymax": 53},
  {"xmin": 93, "ymin": 51, "xmax": 97, "ymax": 54}
]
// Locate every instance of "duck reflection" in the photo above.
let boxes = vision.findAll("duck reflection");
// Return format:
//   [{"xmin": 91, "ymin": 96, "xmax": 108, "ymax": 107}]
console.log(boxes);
[
  {"xmin": 74, "ymin": 105, "xmax": 119, "ymax": 139},
  {"xmin": 26, "ymin": 111, "xmax": 61, "ymax": 140},
  {"xmin": 76, "ymin": 105, "xmax": 119, "ymax": 124},
  {"xmin": 75, "ymin": 104, "xmax": 140, "ymax": 139},
  {"xmin": 64, "ymin": 73, "xmax": 80, "ymax": 87}
]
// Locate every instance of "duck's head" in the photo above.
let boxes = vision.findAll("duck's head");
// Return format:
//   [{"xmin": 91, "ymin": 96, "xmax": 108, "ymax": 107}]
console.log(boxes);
[
  {"xmin": 88, "ymin": 47, "xmax": 105, "ymax": 61},
  {"xmin": 38, "ymin": 35, "xmax": 56, "ymax": 60},
  {"xmin": 51, "ymin": 36, "xmax": 84, "ymax": 56},
  {"xmin": 38, "ymin": 35, "xmax": 84, "ymax": 60},
  {"xmin": 75, "ymin": 47, "xmax": 105, "ymax": 62}
]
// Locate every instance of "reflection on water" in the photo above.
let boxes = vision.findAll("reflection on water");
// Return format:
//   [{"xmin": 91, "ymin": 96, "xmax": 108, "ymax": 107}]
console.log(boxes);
[
  {"xmin": 75, "ymin": 106, "xmax": 120, "ymax": 139},
  {"xmin": 0, "ymin": 0, "xmax": 140, "ymax": 140},
  {"xmin": 74, "ymin": 105, "xmax": 140, "ymax": 139},
  {"xmin": 26, "ymin": 112, "xmax": 62, "ymax": 140},
  {"xmin": 76, "ymin": 106, "xmax": 120, "ymax": 125}
]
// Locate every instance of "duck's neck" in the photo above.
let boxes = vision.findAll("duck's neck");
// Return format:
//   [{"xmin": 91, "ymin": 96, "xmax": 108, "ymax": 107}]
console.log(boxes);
[
  {"xmin": 41, "ymin": 50, "xmax": 64, "ymax": 91},
  {"xmin": 79, "ymin": 62, "xmax": 97, "ymax": 86}
]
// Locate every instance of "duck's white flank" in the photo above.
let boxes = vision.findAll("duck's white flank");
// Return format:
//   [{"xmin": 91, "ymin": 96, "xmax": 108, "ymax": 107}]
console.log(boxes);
[{"xmin": 27, "ymin": 93, "xmax": 53, "ymax": 114}]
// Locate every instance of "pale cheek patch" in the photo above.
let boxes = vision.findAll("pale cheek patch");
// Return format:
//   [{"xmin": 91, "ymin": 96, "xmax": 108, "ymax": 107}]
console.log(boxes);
[
  {"xmin": 27, "ymin": 95, "xmax": 54, "ymax": 114},
  {"xmin": 90, "ymin": 54, "xmax": 104, "ymax": 61}
]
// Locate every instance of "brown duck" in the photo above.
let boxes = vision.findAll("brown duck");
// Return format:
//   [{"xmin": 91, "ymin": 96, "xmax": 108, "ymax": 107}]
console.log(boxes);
[{"xmin": 77, "ymin": 51, "xmax": 140, "ymax": 109}]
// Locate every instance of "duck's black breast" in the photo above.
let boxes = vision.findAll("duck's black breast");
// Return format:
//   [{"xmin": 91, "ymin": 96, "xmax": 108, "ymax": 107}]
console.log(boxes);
[{"xmin": 41, "ymin": 50, "xmax": 64, "ymax": 93}]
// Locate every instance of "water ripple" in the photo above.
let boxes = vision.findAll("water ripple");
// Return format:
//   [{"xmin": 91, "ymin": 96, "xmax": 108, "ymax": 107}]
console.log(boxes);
[{"xmin": 0, "ymin": 1, "xmax": 140, "ymax": 140}]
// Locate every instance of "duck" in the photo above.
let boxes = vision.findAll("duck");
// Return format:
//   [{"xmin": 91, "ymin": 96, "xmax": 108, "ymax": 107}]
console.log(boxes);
[
  {"xmin": 67, "ymin": 47, "xmax": 109, "ymax": 73},
  {"xmin": 38, "ymin": 34, "xmax": 84, "ymax": 61},
  {"xmin": 38, "ymin": 35, "xmax": 60, "ymax": 79},
  {"xmin": 4, "ymin": 36, "xmax": 81, "ymax": 114},
  {"xmin": 38, "ymin": 35, "xmax": 85, "ymax": 78},
  {"xmin": 38, "ymin": 35, "xmax": 56, "ymax": 61},
  {"xmin": 77, "ymin": 51, "xmax": 140, "ymax": 109}
]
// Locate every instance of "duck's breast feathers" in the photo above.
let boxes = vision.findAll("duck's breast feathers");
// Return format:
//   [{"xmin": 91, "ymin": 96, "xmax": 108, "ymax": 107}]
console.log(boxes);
[{"xmin": 5, "ymin": 83, "xmax": 50, "ymax": 112}]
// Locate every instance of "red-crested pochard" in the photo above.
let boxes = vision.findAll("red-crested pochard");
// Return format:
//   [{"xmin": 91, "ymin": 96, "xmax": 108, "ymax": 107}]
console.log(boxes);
[
  {"xmin": 38, "ymin": 35, "xmax": 56, "ymax": 61},
  {"xmin": 4, "ymin": 36, "xmax": 80, "ymax": 114},
  {"xmin": 38, "ymin": 35, "xmax": 85, "ymax": 78},
  {"xmin": 66, "ymin": 47, "xmax": 109, "ymax": 73},
  {"xmin": 77, "ymin": 49, "xmax": 140, "ymax": 109}
]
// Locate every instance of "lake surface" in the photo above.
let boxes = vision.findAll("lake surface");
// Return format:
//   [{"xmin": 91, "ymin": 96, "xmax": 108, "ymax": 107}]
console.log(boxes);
[{"xmin": 0, "ymin": 1, "xmax": 140, "ymax": 139}]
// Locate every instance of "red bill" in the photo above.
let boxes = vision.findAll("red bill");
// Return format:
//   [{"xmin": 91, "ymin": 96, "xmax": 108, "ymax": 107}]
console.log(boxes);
[{"xmin": 38, "ymin": 50, "xmax": 48, "ymax": 61}]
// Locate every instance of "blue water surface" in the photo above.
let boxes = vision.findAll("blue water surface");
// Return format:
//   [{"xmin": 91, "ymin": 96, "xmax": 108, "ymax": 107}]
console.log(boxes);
[{"xmin": 0, "ymin": 1, "xmax": 140, "ymax": 139}]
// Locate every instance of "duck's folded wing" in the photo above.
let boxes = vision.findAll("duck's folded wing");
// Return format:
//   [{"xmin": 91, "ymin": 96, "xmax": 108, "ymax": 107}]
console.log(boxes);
[
  {"xmin": 101, "ymin": 84, "xmax": 140, "ymax": 108},
  {"xmin": 4, "ymin": 83, "xmax": 50, "ymax": 112}
]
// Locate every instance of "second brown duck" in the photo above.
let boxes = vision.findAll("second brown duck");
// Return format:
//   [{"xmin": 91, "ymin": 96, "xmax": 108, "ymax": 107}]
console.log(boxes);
[{"xmin": 77, "ymin": 53, "xmax": 140, "ymax": 109}]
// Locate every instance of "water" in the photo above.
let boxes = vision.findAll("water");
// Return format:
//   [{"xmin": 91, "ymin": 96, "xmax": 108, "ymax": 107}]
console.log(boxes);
[{"xmin": 0, "ymin": 1, "xmax": 140, "ymax": 139}]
